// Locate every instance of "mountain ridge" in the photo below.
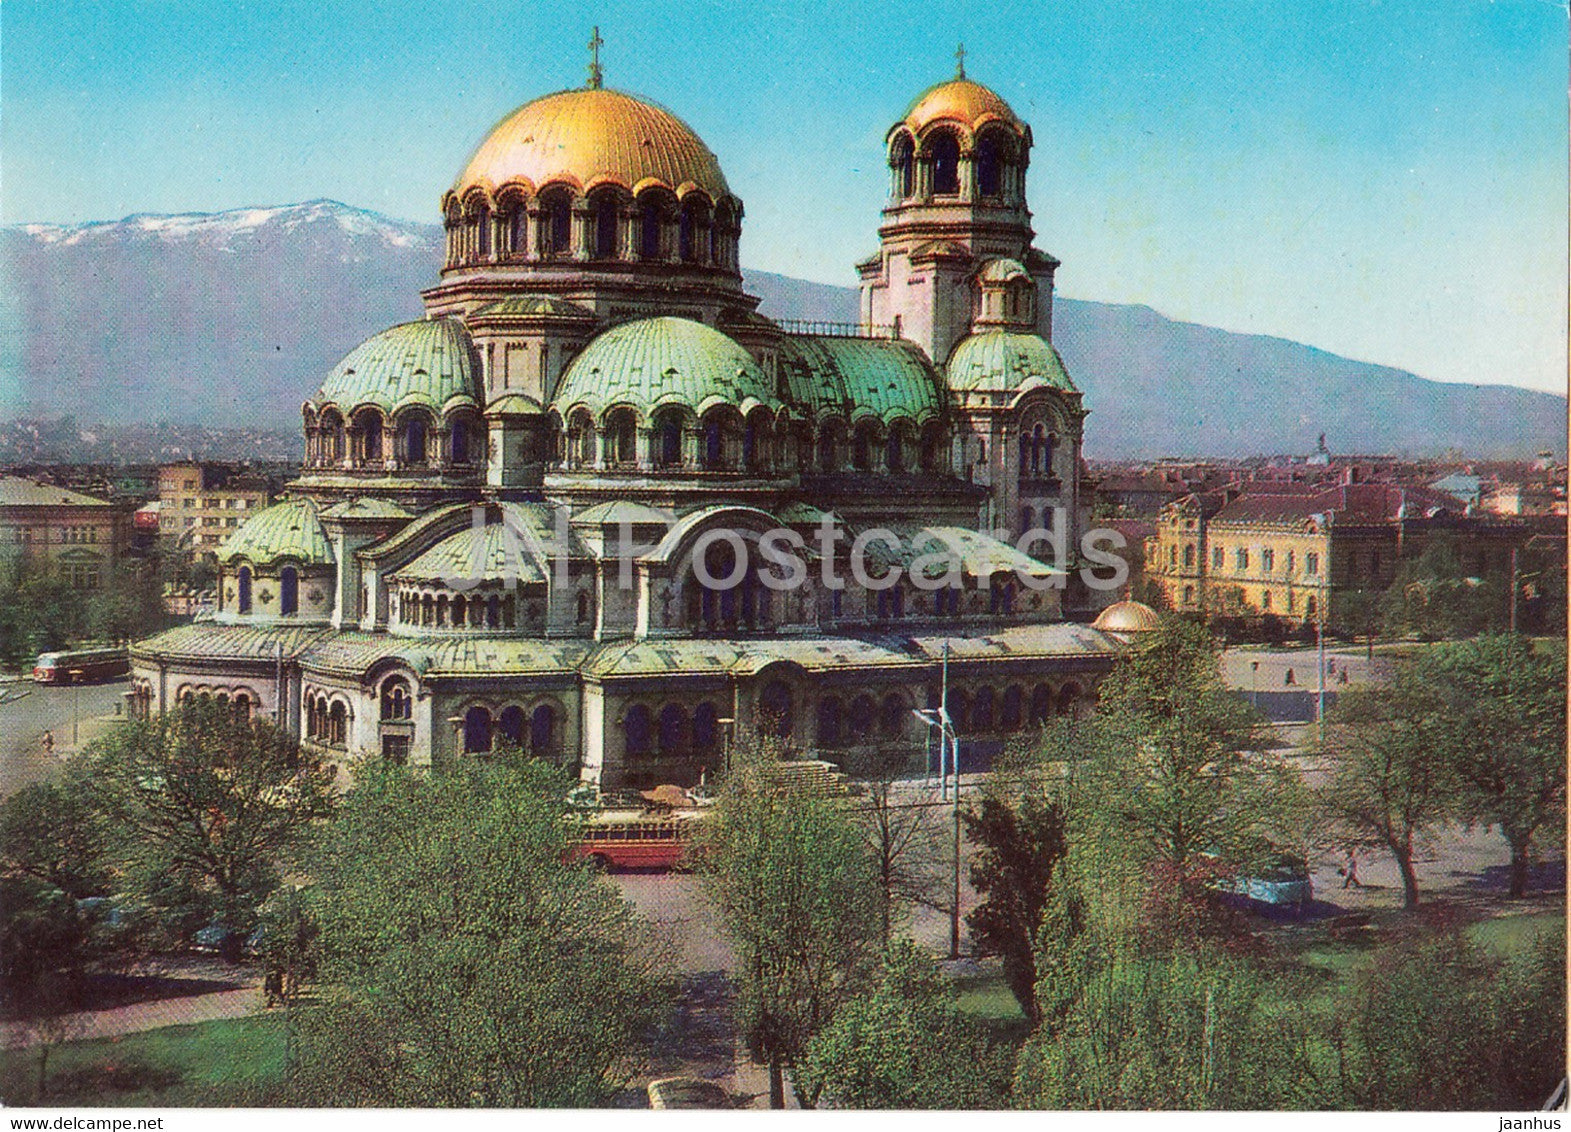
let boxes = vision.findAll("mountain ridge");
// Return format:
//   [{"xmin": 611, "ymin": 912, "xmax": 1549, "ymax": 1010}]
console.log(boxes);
[{"xmin": 2, "ymin": 201, "xmax": 1561, "ymax": 459}]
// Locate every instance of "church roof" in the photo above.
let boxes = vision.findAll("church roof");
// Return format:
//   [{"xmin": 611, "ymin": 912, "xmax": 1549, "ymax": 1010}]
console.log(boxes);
[
  {"xmin": 301, "ymin": 632, "xmax": 592, "ymax": 679},
  {"xmin": 471, "ymin": 295, "xmax": 595, "ymax": 321},
  {"xmin": 946, "ymin": 330, "xmax": 1076, "ymax": 394},
  {"xmin": 320, "ymin": 497, "xmax": 412, "ymax": 521},
  {"xmin": 899, "ymin": 78, "xmax": 1024, "ymax": 138},
  {"xmin": 1092, "ymin": 600, "xmax": 1162, "ymax": 633},
  {"xmin": 452, "ymin": 87, "xmax": 732, "ymax": 204},
  {"xmin": 779, "ymin": 336, "xmax": 945, "ymax": 425},
  {"xmin": 309, "ymin": 318, "xmax": 480, "ymax": 415},
  {"xmin": 219, "ymin": 498, "xmax": 335, "ymax": 566},
  {"xmin": 552, "ymin": 317, "xmax": 780, "ymax": 418}
]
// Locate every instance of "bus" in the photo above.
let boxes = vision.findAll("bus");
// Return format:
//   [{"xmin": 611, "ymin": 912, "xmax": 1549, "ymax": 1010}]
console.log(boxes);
[
  {"xmin": 32, "ymin": 647, "xmax": 130, "ymax": 685},
  {"xmin": 572, "ymin": 809, "xmax": 706, "ymax": 872}
]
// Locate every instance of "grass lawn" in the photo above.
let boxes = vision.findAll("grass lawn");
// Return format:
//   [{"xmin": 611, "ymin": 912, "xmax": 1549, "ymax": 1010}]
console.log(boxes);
[
  {"xmin": 1466, "ymin": 909, "xmax": 1564, "ymax": 955},
  {"xmin": 0, "ymin": 1014, "xmax": 288, "ymax": 1107},
  {"xmin": 953, "ymin": 970, "xmax": 1033, "ymax": 1045}
]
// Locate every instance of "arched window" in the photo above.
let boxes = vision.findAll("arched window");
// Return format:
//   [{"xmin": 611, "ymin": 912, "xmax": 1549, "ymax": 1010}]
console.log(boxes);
[
  {"xmin": 624, "ymin": 704, "xmax": 653, "ymax": 759},
  {"xmin": 818, "ymin": 426, "xmax": 840, "ymax": 472},
  {"xmin": 1030, "ymin": 683, "xmax": 1053, "ymax": 726},
  {"xmin": 892, "ymin": 133, "xmax": 915, "ymax": 198},
  {"xmin": 530, "ymin": 704, "xmax": 556, "ymax": 755},
  {"xmin": 652, "ymin": 408, "xmax": 684, "ymax": 468},
  {"xmin": 693, "ymin": 702, "xmax": 720, "ymax": 750},
  {"xmin": 605, "ymin": 409, "xmax": 637, "ymax": 466},
  {"xmin": 885, "ymin": 429, "xmax": 904, "ymax": 473},
  {"xmin": 576, "ymin": 590, "xmax": 591, "ymax": 625},
  {"xmin": 463, "ymin": 706, "xmax": 492, "ymax": 753},
  {"xmin": 450, "ymin": 418, "xmax": 471, "ymax": 465},
  {"xmin": 487, "ymin": 594, "xmax": 501, "ymax": 628},
  {"xmin": 1057, "ymin": 683, "xmax": 1081, "ymax": 717},
  {"xmin": 679, "ymin": 200, "xmax": 700, "ymax": 262},
  {"xmin": 972, "ymin": 687, "xmax": 996, "ymax": 732},
  {"xmin": 590, "ymin": 190, "xmax": 620, "ymax": 259},
  {"xmin": 474, "ymin": 204, "xmax": 492, "ymax": 258},
  {"xmin": 852, "ymin": 425, "xmax": 874, "ymax": 471},
  {"xmin": 280, "ymin": 566, "xmax": 298, "ymax": 616},
  {"xmin": 817, "ymin": 696, "xmax": 844, "ymax": 749},
  {"xmin": 879, "ymin": 693, "xmax": 905, "ymax": 738},
  {"xmin": 380, "ymin": 679, "xmax": 412, "ymax": 720},
  {"xmin": 237, "ymin": 566, "xmax": 253, "ymax": 614},
  {"xmin": 976, "ymin": 134, "xmax": 1003, "ymax": 197},
  {"xmin": 639, "ymin": 196, "xmax": 665, "ymax": 260},
  {"xmin": 404, "ymin": 415, "xmax": 428, "ymax": 466},
  {"xmin": 497, "ymin": 705, "xmax": 526, "ymax": 747},
  {"xmin": 354, "ymin": 408, "xmax": 384, "ymax": 463},
  {"xmin": 1001, "ymin": 685, "xmax": 1024, "ymax": 731},
  {"xmin": 328, "ymin": 700, "xmax": 348, "ymax": 747},
  {"xmin": 1021, "ymin": 505, "xmax": 1035, "ymax": 532},
  {"xmin": 703, "ymin": 416, "xmax": 724, "ymax": 470},
  {"xmin": 1183, "ymin": 544, "xmax": 1195, "ymax": 568},
  {"xmin": 658, "ymin": 703, "xmax": 688, "ymax": 754},
  {"xmin": 542, "ymin": 191, "xmax": 572, "ymax": 256},
  {"xmin": 929, "ymin": 132, "xmax": 960, "ymax": 195},
  {"xmin": 948, "ymin": 688, "xmax": 971, "ymax": 734},
  {"xmin": 759, "ymin": 680, "xmax": 792, "ymax": 737}
]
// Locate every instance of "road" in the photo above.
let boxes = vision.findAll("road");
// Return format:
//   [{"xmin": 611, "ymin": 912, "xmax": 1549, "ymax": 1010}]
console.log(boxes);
[{"xmin": 0, "ymin": 676, "xmax": 130, "ymax": 794}]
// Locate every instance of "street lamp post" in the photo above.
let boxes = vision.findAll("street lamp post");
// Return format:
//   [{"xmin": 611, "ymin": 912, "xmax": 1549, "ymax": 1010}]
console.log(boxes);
[
  {"xmin": 912, "ymin": 642, "xmax": 962, "ymax": 960},
  {"xmin": 1250, "ymin": 660, "xmax": 1259, "ymax": 711},
  {"xmin": 68, "ymin": 669, "xmax": 83, "ymax": 747}
]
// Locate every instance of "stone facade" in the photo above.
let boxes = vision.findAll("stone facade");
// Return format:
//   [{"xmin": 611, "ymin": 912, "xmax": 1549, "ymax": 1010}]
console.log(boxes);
[{"xmin": 130, "ymin": 66, "xmax": 1135, "ymax": 787}]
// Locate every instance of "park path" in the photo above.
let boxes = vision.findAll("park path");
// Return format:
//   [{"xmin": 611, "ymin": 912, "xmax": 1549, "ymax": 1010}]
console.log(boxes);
[{"xmin": 3, "ymin": 977, "xmax": 263, "ymax": 1050}]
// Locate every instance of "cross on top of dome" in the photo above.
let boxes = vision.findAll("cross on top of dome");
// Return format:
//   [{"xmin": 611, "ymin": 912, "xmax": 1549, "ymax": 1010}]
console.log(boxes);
[{"xmin": 587, "ymin": 26, "xmax": 604, "ymax": 90}]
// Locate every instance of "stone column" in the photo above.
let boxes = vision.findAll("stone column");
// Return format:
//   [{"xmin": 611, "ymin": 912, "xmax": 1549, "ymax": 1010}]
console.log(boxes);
[
  {"xmin": 523, "ymin": 205, "xmax": 540, "ymax": 260},
  {"xmin": 572, "ymin": 205, "xmax": 592, "ymax": 261},
  {"xmin": 958, "ymin": 152, "xmax": 976, "ymax": 202}
]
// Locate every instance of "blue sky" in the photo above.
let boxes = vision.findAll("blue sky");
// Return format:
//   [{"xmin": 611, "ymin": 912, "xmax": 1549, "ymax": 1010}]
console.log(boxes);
[{"xmin": 4, "ymin": 0, "xmax": 1566, "ymax": 395}]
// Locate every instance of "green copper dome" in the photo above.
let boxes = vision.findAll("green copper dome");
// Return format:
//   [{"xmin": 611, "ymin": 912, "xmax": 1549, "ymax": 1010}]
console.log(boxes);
[
  {"xmin": 551, "ymin": 317, "xmax": 779, "ymax": 418},
  {"xmin": 778, "ymin": 336, "xmax": 944, "ymax": 424},
  {"xmin": 310, "ymin": 318, "xmax": 480, "ymax": 414},
  {"xmin": 219, "ymin": 499, "xmax": 335, "ymax": 566},
  {"xmin": 946, "ymin": 330, "xmax": 1076, "ymax": 394}
]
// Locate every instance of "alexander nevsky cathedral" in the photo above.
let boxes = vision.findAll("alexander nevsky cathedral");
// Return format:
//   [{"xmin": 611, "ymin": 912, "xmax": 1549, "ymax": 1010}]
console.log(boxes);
[{"xmin": 130, "ymin": 47, "xmax": 1158, "ymax": 786}]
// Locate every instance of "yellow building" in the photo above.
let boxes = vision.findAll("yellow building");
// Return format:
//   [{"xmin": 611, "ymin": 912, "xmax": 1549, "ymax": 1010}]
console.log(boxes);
[{"xmin": 1149, "ymin": 479, "xmax": 1565, "ymax": 629}]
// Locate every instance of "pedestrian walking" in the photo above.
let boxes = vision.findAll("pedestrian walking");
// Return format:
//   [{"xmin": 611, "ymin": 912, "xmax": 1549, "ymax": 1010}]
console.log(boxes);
[
  {"xmin": 1341, "ymin": 848, "xmax": 1361, "ymax": 889},
  {"xmin": 40, "ymin": 729, "xmax": 54, "ymax": 756}
]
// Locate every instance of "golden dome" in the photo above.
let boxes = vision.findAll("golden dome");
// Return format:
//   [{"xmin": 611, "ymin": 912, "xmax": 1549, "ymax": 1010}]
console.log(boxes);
[
  {"xmin": 901, "ymin": 78, "xmax": 1023, "ymax": 137},
  {"xmin": 453, "ymin": 88, "xmax": 731, "ymax": 202},
  {"xmin": 1092, "ymin": 601, "xmax": 1162, "ymax": 634}
]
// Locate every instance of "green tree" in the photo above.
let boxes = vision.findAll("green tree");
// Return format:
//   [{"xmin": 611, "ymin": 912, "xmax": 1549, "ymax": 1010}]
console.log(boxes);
[
  {"xmin": 86, "ymin": 699, "xmax": 336, "ymax": 954},
  {"xmin": 1422, "ymin": 634, "xmax": 1566, "ymax": 897},
  {"xmin": 844, "ymin": 747, "xmax": 946, "ymax": 943},
  {"xmin": 961, "ymin": 792, "xmax": 1069, "ymax": 1023},
  {"xmin": 697, "ymin": 743, "xmax": 885, "ymax": 1108},
  {"xmin": 1049, "ymin": 619, "xmax": 1302, "ymax": 943},
  {"xmin": 1333, "ymin": 925, "xmax": 1566, "ymax": 1109},
  {"xmin": 0, "ymin": 757, "xmax": 113, "ymax": 899},
  {"xmin": 295, "ymin": 755, "xmax": 662, "ymax": 1107},
  {"xmin": 85, "ymin": 563, "xmax": 167, "ymax": 643},
  {"xmin": 1379, "ymin": 537, "xmax": 1500, "ymax": 640},
  {"xmin": 1013, "ymin": 945, "xmax": 1329, "ymax": 1110},
  {"xmin": 795, "ymin": 939, "xmax": 1012, "ymax": 1108},
  {"xmin": 1321, "ymin": 669, "xmax": 1455, "ymax": 908}
]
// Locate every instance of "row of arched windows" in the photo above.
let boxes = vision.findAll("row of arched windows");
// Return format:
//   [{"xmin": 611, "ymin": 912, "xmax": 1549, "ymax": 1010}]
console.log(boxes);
[
  {"xmin": 396, "ymin": 589, "xmax": 520, "ymax": 631},
  {"xmin": 305, "ymin": 693, "xmax": 350, "ymax": 748},
  {"xmin": 444, "ymin": 186, "xmax": 741, "ymax": 272},
  {"xmin": 889, "ymin": 127, "xmax": 1025, "ymax": 203},
  {"xmin": 1019, "ymin": 424, "xmax": 1058, "ymax": 481},
  {"xmin": 304, "ymin": 406, "xmax": 479, "ymax": 472},
  {"xmin": 462, "ymin": 702, "xmax": 559, "ymax": 756},
  {"xmin": 555, "ymin": 406, "xmax": 949, "ymax": 477},
  {"xmin": 174, "ymin": 686, "xmax": 255, "ymax": 720},
  {"xmin": 622, "ymin": 700, "xmax": 724, "ymax": 761}
]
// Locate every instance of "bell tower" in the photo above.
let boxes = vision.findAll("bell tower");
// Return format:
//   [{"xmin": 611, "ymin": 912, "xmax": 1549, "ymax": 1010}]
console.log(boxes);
[{"xmin": 857, "ymin": 63, "xmax": 1059, "ymax": 368}]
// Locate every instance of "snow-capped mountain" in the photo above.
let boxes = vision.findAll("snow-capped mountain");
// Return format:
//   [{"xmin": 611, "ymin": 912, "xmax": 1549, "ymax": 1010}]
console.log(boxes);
[{"xmin": 0, "ymin": 200, "xmax": 1562, "ymax": 458}]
